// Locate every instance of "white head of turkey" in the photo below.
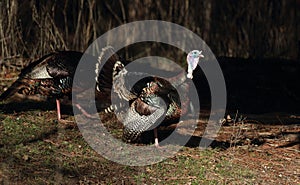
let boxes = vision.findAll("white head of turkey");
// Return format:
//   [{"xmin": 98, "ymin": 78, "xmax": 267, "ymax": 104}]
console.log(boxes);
[{"xmin": 186, "ymin": 50, "xmax": 204, "ymax": 79}]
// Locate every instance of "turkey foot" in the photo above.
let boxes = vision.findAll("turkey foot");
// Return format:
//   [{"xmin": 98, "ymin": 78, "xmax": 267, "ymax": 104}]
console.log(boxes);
[{"xmin": 56, "ymin": 99, "xmax": 74, "ymax": 124}]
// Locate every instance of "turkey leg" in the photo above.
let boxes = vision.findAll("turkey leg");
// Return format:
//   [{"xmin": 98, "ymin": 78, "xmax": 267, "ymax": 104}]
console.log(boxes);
[{"xmin": 154, "ymin": 128, "xmax": 160, "ymax": 148}]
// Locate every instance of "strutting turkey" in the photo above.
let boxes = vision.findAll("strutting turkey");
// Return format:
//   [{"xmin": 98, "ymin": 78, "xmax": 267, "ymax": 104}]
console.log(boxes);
[
  {"xmin": 96, "ymin": 46, "xmax": 204, "ymax": 147},
  {"xmin": 0, "ymin": 51, "xmax": 97, "ymax": 122}
]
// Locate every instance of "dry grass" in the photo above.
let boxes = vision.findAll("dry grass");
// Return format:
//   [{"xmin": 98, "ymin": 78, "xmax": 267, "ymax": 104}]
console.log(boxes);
[
  {"xmin": 0, "ymin": 105, "xmax": 299, "ymax": 184},
  {"xmin": 0, "ymin": 0, "xmax": 298, "ymax": 60}
]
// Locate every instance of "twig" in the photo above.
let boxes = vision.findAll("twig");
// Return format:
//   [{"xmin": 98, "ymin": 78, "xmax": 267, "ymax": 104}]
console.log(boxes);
[
  {"xmin": 276, "ymin": 115, "xmax": 285, "ymax": 125},
  {"xmin": 119, "ymin": 0, "xmax": 126, "ymax": 23},
  {"xmin": 72, "ymin": 0, "xmax": 84, "ymax": 49},
  {"xmin": 0, "ymin": 36, "xmax": 10, "ymax": 42},
  {"xmin": 104, "ymin": 1, "xmax": 123, "ymax": 24}
]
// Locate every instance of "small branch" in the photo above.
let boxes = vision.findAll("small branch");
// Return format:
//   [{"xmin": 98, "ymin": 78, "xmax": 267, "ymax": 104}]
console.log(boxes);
[
  {"xmin": 104, "ymin": 1, "xmax": 123, "ymax": 24},
  {"xmin": 119, "ymin": 0, "xmax": 126, "ymax": 23}
]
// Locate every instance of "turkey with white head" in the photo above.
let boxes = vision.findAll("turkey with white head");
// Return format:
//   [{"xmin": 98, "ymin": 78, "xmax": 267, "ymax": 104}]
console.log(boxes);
[{"xmin": 96, "ymin": 46, "xmax": 204, "ymax": 147}]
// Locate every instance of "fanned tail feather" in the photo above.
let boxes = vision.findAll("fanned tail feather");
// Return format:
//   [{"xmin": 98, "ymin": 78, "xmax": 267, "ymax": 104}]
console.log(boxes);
[
  {"xmin": 96, "ymin": 46, "xmax": 126, "ymax": 92},
  {"xmin": 104, "ymin": 104, "xmax": 117, "ymax": 113}
]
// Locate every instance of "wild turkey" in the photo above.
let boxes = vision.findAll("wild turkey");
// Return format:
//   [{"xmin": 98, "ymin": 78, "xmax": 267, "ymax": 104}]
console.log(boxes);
[
  {"xmin": 0, "ymin": 51, "xmax": 97, "ymax": 122},
  {"xmin": 96, "ymin": 46, "xmax": 204, "ymax": 147}
]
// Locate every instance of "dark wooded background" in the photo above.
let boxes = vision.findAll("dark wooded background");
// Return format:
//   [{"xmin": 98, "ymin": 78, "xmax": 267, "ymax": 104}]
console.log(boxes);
[
  {"xmin": 1, "ymin": 0, "xmax": 299, "ymax": 114},
  {"xmin": 0, "ymin": 0, "xmax": 299, "ymax": 60}
]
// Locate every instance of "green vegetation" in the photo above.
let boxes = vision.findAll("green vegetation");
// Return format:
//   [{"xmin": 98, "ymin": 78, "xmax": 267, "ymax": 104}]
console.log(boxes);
[
  {"xmin": 0, "ymin": 108, "xmax": 256, "ymax": 184},
  {"xmin": 0, "ymin": 105, "xmax": 299, "ymax": 184}
]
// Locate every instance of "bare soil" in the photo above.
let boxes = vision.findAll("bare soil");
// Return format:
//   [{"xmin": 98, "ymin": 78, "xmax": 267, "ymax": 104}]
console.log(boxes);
[{"xmin": 0, "ymin": 58, "xmax": 299, "ymax": 184}]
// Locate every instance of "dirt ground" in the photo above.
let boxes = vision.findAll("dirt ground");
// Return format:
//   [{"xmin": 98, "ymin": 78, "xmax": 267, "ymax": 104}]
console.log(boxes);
[
  {"xmin": 0, "ymin": 58, "xmax": 299, "ymax": 184},
  {"xmin": 0, "ymin": 107, "xmax": 299, "ymax": 184}
]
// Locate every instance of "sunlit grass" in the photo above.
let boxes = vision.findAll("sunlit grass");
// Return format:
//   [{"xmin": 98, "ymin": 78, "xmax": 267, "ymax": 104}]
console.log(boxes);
[{"xmin": 0, "ymin": 109, "xmax": 297, "ymax": 184}]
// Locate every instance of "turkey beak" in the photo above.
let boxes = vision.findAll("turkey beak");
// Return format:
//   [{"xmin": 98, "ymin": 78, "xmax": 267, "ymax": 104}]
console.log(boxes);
[{"xmin": 198, "ymin": 50, "xmax": 204, "ymax": 58}]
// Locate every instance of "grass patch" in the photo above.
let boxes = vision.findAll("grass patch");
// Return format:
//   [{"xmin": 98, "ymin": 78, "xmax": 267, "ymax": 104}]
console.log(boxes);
[
  {"xmin": 0, "ymin": 109, "xmax": 298, "ymax": 184},
  {"xmin": 0, "ymin": 111, "xmax": 57, "ymax": 145},
  {"xmin": 129, "ymin": 148, "xmax": 255, "ymax": 184}
]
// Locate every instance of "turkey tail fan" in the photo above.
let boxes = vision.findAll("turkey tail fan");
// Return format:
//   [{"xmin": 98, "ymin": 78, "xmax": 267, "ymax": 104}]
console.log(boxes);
[{"xmin": 96, "ymin": 46, "xmax": 124, "ymax": 92}]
